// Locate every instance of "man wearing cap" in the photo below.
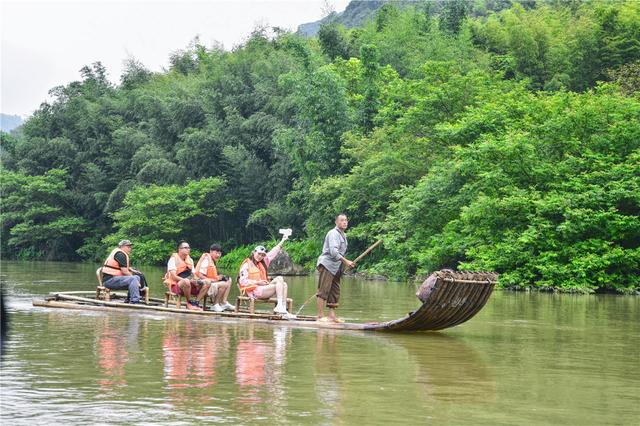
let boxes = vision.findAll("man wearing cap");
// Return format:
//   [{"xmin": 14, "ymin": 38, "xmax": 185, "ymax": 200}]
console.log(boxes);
[
  {"xmin": 195, "ymin": 244, "xmax": 234, "ymax": 312},
  {"xmin": 101, "ymin": 240, "xmax": 143, "ymax": 304},
  {"xmin": 238, "ymin": 233, "xmax": 294, "ymax": 318},
  {"xmin": 316, "ymin": 214, "xmax": 355, "ymax": 323}
]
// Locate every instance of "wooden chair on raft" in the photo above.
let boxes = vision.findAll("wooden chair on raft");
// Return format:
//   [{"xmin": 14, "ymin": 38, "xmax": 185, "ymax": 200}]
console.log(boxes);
[
  {"xmin": 234, "ymin": 281, "xmax": 293, "ymax": 314},
  {"xmin": 164, "ymin": 286, "xmax": 182, "ymax": 309},
  {"xmin": 95, "ymin": 267, "xmax": 149, "ymax": 304}
]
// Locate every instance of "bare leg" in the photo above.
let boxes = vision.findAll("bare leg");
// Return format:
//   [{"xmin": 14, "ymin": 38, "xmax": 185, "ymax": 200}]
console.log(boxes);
[
  {"xmin": 221, "ymin": 279, "xmax": 232, "ymax": 304},
  {"xmin": 179, "ymin": 279, "xmax": 191, "ymax": 301},
  {"xmin": 213, "ymin": 284, "xmax": 222, "ymax": 304},
  {"xmin": 257, "ymin": 284, "xmax": 277, "ymax": 299},
  {"xmin": 316, "ymin": 297, "xmax": 325, "ymax": 318},
  {"xmin": 196, "ymin": 282, "xmax": 210, "ymax": 302},
  {"xmin": 273, "ymin": 277, "xmax": 287, "ymax": 304},
  {"xmin": 215, "ymin": 283, "xmax": 227, "ymax": 304},
  {"xmin": 203, "ymin": 279, "xmax": 216, "ymax": 304},
  {"xmin": 267, "ymin": 277, "xmax": 290, "ymax": 316},
  {"xmin": 179, "ymin": 279, "xmax": 202, "ymax": 311},
  {"xmin": 328, "ymin": 307, "xmax": 337, "ymax": 321}
]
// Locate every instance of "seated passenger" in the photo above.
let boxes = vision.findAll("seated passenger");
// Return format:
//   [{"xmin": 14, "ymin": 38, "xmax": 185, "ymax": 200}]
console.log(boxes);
[
  {"xmin": 101, "ymin": 239, "xmax": 142, "ymax": 304},
  {"xmin": 163, "ymin": 240, "xmax": 210, "ymax": 311},
  {"xmin": 195, "ymin": 243, "xmax": 234, "ymax": 312},
  {"xmin": 238, "ymin": 234, "xmax": 295, "ymax": 318}
]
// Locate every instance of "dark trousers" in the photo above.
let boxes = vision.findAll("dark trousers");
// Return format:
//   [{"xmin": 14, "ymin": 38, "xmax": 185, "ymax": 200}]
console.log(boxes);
[{"xmin": 133, "ymin": 271, "xmax": 147, "ymax": 289}]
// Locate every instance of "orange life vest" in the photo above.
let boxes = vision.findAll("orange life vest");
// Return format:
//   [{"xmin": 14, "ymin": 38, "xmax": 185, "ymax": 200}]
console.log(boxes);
[
  {"xmin": 238, "ymin": 258, "xmax": 267, "ymax": 294},
  {"xmin": 102, "ymin": 248, "xmax": 130, "ymax": 277},
  {"xmin": 163, "ymin": 253, "xmax": 194, "ymax": 285},
  {"xmin": 195, "ymin": 253, "xmax": 219, "ymax": 280}
]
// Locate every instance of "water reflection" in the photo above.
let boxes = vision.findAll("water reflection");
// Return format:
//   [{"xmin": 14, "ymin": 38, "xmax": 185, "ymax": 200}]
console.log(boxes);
[
  {"xmin": 399, "ymin": 334, "xmax": 496, "ymax": 404},
  {"xmin": 3, "ymin": 260, "xmax": 638, "ymax": 425},
  {"xmin": 314, "ymin": 331, "xmax": 342, "ymax": 422},
  {"xmin": 235, "ymin": 324, "xmax": 291, "ymax": 408},
  {"xmin": 161, "ymin": 318, "xmax": 231, "ymax": 410},
  {"xmin": 95, "ymin": 316, "xmax": 133, "ymax": 390},
  {"xmin": 309, "ymin": 331, "xmax": 496, "ymax": 422}
]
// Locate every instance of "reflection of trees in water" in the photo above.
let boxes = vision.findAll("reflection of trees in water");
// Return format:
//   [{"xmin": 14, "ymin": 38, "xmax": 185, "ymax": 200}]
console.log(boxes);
[{"xmin": 1, "ymin": 281, "xmax": 7, "ymax": 357}]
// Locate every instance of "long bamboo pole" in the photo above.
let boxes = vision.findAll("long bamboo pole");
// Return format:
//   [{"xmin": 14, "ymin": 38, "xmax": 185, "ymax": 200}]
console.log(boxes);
[{"xmin": 350, "ymin": 239, "xmax": 383, "ymax": 267}]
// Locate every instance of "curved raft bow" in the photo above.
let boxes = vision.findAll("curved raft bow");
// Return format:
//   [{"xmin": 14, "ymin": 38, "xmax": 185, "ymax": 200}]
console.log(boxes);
[{"xmin": 363, "ymin": 271, "xmax": 498, "ymax": 332}]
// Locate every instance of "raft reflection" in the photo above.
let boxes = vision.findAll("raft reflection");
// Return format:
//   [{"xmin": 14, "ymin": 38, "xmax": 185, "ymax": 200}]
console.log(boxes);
[
  {"xmin": 162, "ymin": 318, "xmax": 231, "ymax": 408},
  {"xmin": 309, "ymin": 330, "xmax": 496, "ymax": 423},
  {"xmin": 394, "ymin": 333, "xmax": 497, "ymax": 404},
  {"xmin": 235, "ymin": 324, "xmax": 291, "ymax": 414},
  {"xmin": 95, "ymin": 316, "xmax": 133, "ymax": 390},
  {"xmin": 86, "ymin": 311, "xmax": 493, "ymax": 423}
]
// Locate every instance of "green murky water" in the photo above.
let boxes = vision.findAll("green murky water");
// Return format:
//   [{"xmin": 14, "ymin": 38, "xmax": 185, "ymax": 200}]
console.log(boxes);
[{"xmin": 1, "ymin": 261, "xmax": 638, "ymax": 424}]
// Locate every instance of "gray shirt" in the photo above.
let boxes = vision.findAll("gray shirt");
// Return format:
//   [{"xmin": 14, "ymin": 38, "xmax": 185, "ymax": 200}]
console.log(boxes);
[{"xmin": 317, "ymin": 227, "xmax": 348, "ymax": 276}]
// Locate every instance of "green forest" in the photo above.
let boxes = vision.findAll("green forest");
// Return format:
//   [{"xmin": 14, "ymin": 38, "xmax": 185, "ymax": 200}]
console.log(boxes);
[{"xmin": 1, "ymin": 0, "xmax": 639, "ymax": 293}]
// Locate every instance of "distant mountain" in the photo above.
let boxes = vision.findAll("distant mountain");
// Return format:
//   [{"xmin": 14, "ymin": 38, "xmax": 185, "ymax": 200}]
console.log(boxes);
[
  {"xmin": 297, "ymin": 0, "xmax": 530, "ymax": 36},
  {"xmin": 297, "ymin": 0, "xmax": 387, "ymax": 36},
  {"xmin": 1, "ymin": 114, "xmax": 24, "ymax": 133}
]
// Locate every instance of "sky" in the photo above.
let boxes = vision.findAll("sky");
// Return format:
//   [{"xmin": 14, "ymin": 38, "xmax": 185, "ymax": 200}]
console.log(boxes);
[{"xmin": 1, "ymin": 0, "xmax": 350, "ymax": 118}]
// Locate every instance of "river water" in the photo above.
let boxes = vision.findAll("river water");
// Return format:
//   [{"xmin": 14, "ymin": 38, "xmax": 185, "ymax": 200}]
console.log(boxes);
[{"xmin": 1, "ymin": 261, "xmax": 638, "ymax": 425}]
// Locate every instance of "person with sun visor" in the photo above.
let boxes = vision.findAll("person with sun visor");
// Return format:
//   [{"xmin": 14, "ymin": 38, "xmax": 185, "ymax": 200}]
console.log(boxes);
[{"xmin": 238, "ymin": 233, "xmax": 294, "ymax": 318}]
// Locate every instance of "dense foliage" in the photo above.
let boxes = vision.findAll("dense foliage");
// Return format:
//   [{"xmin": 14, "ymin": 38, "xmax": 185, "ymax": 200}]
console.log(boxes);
[{"xmin": 2, "ymin": 1, "xmax": 639, "ymax": 292}]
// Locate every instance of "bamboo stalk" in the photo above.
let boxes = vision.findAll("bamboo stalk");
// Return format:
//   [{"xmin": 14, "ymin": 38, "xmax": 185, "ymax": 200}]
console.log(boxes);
[{"xmin": 442, "ymin": 278, "xmax": 495, "ymax": 284}]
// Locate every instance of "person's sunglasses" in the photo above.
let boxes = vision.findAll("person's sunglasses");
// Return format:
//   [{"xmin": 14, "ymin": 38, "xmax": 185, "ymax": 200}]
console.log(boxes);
[{"xmin": 180, "ymin": 246, "xmax": 190, "ymax": 249}]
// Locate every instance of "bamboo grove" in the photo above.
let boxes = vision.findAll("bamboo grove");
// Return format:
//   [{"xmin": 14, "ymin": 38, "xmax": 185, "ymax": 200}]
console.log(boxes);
[{"xmin": 1, "ymin": 0, "xmax": 639, "ymax": 292}]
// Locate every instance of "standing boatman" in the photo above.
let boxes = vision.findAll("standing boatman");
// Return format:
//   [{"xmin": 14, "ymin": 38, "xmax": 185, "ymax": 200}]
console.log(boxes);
[{"xmin": 316, "ymin": 213, "xmax": 355, "ymax": 323}]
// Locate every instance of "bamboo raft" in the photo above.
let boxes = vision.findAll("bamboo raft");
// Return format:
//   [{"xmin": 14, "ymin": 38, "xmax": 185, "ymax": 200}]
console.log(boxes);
[{"xmin": 32, "ymin": 271, "xmax": 497, "ymax": 332}]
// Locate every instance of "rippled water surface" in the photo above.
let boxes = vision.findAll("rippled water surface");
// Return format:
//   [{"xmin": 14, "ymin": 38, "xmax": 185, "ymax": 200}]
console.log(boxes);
[{"xmin": 1, "ymin": 261, "xmax": 639, "ymax": 424}]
